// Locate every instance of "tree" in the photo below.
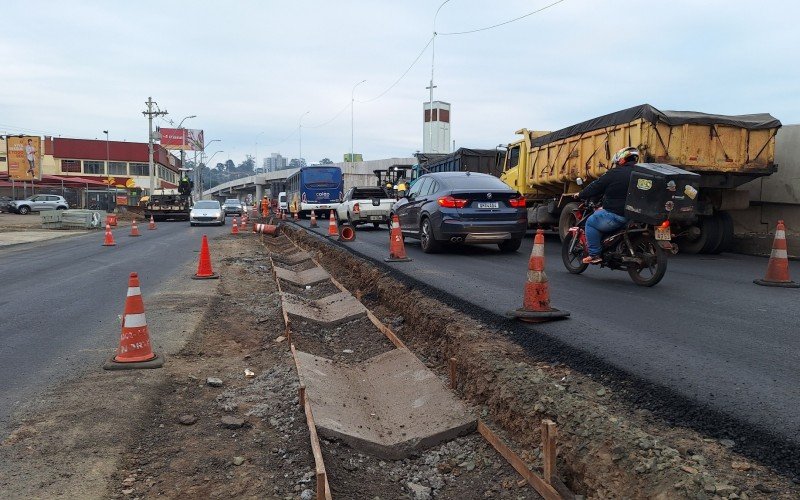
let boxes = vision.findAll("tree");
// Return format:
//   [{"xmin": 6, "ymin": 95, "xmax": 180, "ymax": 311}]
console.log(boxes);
[
  {"xmin": 238, "ymin": 155, "xmax": 255, "ymax": 173},
  {"xmin": 319, "ymin": 157, "xmax": 333, "ymax": 165},
  {"xmin": 289, "ymin": 158, "xmax": 307, "ymax": 168},
  {"xmin": 215, "ymin": 162, "xmax": 224, "ymax": 172},
  {"xmin": 225, "ymin": 159, "xmax": 236, "ymax": 172}
]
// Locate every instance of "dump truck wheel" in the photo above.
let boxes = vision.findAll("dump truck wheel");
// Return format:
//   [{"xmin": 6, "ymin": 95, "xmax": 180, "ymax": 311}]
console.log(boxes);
[{"xmin": 558, "ymin": 202, "xmax": 580, "ymax": 242}]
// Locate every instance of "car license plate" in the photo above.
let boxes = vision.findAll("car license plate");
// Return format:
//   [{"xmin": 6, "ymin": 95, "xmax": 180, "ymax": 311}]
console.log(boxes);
[
  {"xmin": 477, "ymin": 202, "xmax": 499, "ymax": 209},
  {"xmin": 370, "ymin": 215, "xmax": 382, "ymax": 221},
  {"xmin": 655, "ymin": 227, "xmax": 671, "ymax": 240}
]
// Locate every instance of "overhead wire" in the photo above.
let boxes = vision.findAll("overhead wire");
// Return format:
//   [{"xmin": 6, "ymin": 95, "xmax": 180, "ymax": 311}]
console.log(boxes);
[
  {"xmin": 357, "ymin": 35, "xmax": 435, "ymax": 103},
  {"xmin": 438, "ymin": 0, "xmax": 567, "ymax": 36}
]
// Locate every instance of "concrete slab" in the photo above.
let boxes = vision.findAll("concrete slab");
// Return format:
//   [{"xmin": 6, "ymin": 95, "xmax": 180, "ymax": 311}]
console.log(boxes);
[
  {"xmin": 295, "ymin": 349, "xmax": 476, "ymax": 460},
  {"xmin": 282, "ymin": 291, "xmax": 367, "ymax": 326},
  {"xmin": 274, "ymin": 265, "xmax": 330, "ymax": 286},
  {"xmin": 271, "ymin": 251, "xmax": 313, "ymax": 265}
]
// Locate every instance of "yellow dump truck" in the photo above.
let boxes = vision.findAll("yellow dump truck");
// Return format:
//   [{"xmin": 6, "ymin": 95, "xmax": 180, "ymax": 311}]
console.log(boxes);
[{"xmin": 499, "ymin": 104, "xmax": 781, "ymax": 253}]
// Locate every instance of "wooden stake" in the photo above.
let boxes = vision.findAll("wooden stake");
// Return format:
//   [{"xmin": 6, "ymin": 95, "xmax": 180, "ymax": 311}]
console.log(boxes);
[
  {"xmin": 542, "ymin": 419, "xmax": 557, "ymax": 484},
  {"xmin": 477, "ymin": 420, "xmax": 561, "ymax": 500},
  {"xmin": 298, "ymin": 385, "xmax": 306, "ymax": 408},
  {"xmin": 448, "ymin": 357, "xmax": 457, "ymax": 390}
]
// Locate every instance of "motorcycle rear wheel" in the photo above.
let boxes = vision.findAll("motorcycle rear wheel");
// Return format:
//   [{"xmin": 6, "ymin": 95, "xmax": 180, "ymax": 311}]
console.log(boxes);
[
  {"xmin": 624, "ymin": 235, "xmax": 668, "ymax": 287},
  {"xmin": 561, "ymin": 232, "xmax": 589, "ymax": 274}
]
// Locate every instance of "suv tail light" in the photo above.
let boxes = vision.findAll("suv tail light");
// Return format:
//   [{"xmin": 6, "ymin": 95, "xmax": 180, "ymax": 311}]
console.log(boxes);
[
  {"xmin": 353, "ymin": 203, "xmax": 361, "ymax": 213},
  {"xmin": 437, "ymin": 195, "xmax": 468, "ymax": 209},
  {"xmin": 509, "ymin": 196, "xmax": 526, "ymax": 208}
]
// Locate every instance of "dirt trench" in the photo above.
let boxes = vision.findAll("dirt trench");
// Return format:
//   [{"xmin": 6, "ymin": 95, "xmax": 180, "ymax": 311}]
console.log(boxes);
[{"xmin": 288, "ymin": 227, "xmax": 800, "ymax": 499}]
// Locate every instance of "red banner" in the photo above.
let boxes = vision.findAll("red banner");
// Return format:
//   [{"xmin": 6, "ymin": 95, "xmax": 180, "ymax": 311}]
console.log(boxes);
[{"xmin": 159, "ymin": 128, "xmax": 204, "ymax": 151}]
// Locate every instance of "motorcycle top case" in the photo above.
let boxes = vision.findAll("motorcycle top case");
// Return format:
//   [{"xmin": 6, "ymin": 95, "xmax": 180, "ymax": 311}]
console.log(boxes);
[{"xmin": 624, "ymin": 163, "xmax": 701, "ymax": 225}]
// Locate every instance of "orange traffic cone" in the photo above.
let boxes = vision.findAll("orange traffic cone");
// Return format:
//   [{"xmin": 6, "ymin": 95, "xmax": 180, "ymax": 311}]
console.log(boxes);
[
  {"xmin": 102, "ymin": 223, "xmax": 116, "ymax": 246},
  {"xmin": 231, "ymin": 217, "xmax": 239, "ymax": 235},
  {"xmin": 293, "ymin": 210, "xmax": 299, "ymax": 221},
  {"xmin": 240, "ymin": 216, "xmax": 247, "ymax": 231},
  {"xmin": 310, "ymin": 210, "xmax": 318, "ymax": 228},
  {"xmin": 327, "ymin": 210, "xmax": 339, "ymax": 238},
  {"xmin": 193, "ymin": 235, "xmax": 219, "ymax": 280},
  {"xmin": 148, "ymin": 215, "xmax": 156, "ymax": 230},
  {"xmin": 384, "ymin": 214, "xmax": 412, "ymax": 262},
  {"xmin": 754, "ymin": 220, "xmax": 799, "ymax": 287},
  {"xmin": 340, "ymin": 224, "xmax": 356, "ymax": 242},
  {"xmin": 103, "ymin": 272, "xmax": 164, "ymax": 370},
  {"xmin": 507, "ymin": 229, "xmax": 570, "ymax": 322},
  {"xmin": 129, "ymin": 219, "xmax": 140, "ymax": 237}
]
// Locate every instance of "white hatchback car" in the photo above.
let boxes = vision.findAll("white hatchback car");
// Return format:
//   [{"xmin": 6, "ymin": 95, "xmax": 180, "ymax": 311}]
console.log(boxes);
[{"xmin": 189, "ymin": 200, "xmax": 225, "ymax": 226}]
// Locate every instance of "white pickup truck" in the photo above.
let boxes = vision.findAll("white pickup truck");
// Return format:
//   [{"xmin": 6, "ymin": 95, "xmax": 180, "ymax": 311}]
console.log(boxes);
[{"xmin": 335, "ymin": 186, "xmax": 395, "ymax": 228}]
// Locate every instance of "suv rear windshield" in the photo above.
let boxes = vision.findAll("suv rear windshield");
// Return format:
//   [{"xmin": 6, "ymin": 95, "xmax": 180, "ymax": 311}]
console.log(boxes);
[
  {"xmin": 443, "ymin": 175, "xmax": 510, "ymax": 191},
  {"xmin": 352, "ymin": 188, "xmax": 389, "ymax": 199}
]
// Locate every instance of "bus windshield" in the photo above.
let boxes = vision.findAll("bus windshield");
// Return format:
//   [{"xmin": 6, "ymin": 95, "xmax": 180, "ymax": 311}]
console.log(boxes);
[{"xmin": 302, "ymin": 168, "xmax": 340, "ymax": 187}]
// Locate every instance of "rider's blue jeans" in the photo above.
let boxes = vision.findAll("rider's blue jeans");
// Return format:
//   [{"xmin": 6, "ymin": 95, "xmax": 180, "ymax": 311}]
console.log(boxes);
[{"xmin": 585, "ymin": 209, "xmax": 627, "ymax": 256}]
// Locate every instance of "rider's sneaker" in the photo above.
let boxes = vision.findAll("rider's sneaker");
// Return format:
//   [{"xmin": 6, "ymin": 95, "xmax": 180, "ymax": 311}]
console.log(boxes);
[{"xmin": 582, "ymin": 255, "xmax": 602, "ymax": 264}]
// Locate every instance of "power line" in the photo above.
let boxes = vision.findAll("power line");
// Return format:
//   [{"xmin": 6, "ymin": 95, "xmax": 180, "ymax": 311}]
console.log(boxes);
[
  {"xmin": 357, "ymin": 35, "xmax": 434, "ymax": 103},
  {"xmin": 438, "ymin": 0, "xmax": 566, "ymax": 36},
  {"xmin": 306, "ymin": 102, "xmax": 351, "ymax": 129}
]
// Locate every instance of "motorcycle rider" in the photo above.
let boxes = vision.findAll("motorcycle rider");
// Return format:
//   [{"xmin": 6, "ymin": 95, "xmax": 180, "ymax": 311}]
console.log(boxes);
[{"xmin": 574, "ymin": 146, "xmax": 639, "ymax": 264}]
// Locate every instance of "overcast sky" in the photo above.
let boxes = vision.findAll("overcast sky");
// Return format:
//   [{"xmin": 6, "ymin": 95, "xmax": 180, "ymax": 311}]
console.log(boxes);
[{"xmin": 2, "ymin": 0, "xmax": 798, "ymax": 167}]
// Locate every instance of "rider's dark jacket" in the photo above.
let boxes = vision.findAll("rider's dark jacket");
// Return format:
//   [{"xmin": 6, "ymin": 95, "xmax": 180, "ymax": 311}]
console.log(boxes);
[{"xmin": 577, "ymin": 164, "xmax": 634, "ymax": 217}]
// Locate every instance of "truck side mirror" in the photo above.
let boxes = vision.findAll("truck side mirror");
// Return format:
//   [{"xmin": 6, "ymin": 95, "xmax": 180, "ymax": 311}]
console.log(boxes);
[{"xmin": 576, "ymin": 177, "xmax": 584, "ymax": 186}]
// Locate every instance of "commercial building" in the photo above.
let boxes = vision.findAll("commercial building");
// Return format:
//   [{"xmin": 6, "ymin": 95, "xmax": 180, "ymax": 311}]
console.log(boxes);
[{"xmin": 0, "ymin": 136, "xmax": 182, "ymax": 209}]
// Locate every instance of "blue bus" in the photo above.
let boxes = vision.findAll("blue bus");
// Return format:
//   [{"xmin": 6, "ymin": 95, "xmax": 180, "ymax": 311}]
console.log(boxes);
[{"xmin": 285, "ymin": 166, "xmax": 344, "ymax": 216}]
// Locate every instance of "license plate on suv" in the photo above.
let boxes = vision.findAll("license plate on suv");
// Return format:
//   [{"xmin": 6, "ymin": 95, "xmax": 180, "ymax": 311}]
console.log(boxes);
[
  {"xmin": 477, "ymin": 202, "xmax": 499, "ymax": 209},
  {"xmin": 369, "ymin": 215, "xmax": 382, "ymax": 221}
]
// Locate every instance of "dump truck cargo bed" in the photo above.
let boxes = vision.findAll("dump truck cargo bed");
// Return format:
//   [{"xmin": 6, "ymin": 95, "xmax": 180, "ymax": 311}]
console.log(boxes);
[{"xmin": 513, "ymin": 104, "xmax": 780, "ymax": 195}]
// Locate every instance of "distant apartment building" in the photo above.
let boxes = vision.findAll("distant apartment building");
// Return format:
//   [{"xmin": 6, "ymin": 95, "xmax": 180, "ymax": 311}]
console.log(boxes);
[{"xmin": 264, "ymin": 153, "xmax": 287, "ymax": 171}]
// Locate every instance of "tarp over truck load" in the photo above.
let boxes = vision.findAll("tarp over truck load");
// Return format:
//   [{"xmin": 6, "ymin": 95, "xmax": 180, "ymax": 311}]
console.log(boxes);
[
  {"xmin": 518, "ymin": 104, "xmax": 781, "ymax": 195},
  {"xmin": 422, "ymin": 148, "xmax": 504, "ymax": 177}
]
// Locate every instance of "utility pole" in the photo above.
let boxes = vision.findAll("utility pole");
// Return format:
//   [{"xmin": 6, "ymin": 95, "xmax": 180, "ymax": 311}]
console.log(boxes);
[{"xmin": 142, "ymin": 97, "xmax": 167, "ymax": 195}]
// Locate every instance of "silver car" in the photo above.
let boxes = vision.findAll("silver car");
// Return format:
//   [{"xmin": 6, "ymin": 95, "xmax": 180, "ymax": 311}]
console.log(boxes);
[
  {"xmin": 189, "ymin": 200, "xmax": 225, "ymax": 226},
  {"xmin": 10, "ymin": 195, "xmax": 69, "ymax": 214}
]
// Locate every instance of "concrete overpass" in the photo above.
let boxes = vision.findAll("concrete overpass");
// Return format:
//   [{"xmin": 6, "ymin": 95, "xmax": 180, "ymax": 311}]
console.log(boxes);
[{"xmin": 202, "ymin": 157, "xmax": 415, "ymax": 201}]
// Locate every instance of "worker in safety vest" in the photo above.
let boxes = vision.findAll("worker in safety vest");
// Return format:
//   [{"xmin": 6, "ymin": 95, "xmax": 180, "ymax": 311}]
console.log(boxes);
[{"xmin": 261, "ymin": 196, "xmax": 268, "ymax": 217}]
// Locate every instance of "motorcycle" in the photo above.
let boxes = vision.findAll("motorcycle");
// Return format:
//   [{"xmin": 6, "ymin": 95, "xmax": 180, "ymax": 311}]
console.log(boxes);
[{"xmin": 561, "ymin": 201, "xmax": 673, "ymax": 287}]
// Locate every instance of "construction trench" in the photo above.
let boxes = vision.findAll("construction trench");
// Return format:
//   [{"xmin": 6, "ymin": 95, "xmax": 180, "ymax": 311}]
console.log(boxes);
[
  {"xmin": 7, "ymin": 216, "xmax": 797, "ymax": 498},
  {"xmin": 172, "ymin": 215, "xmax": 795, "ymax": 499}
]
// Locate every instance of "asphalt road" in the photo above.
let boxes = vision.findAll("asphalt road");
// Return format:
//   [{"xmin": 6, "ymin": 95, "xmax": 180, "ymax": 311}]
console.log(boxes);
[
  {"xmin": 294, "ymin": 218, "xmax": 800, "ymax": 447},
  {"xmin": 0, "ymin": 221, "xmax": 228, "ymax": 434}
]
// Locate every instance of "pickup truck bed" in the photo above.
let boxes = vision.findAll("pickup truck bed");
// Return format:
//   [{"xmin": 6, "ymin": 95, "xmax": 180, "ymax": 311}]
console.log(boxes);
[{"xmin": 336, "ymin": 187, "xmax": 395, "ymax": 227}]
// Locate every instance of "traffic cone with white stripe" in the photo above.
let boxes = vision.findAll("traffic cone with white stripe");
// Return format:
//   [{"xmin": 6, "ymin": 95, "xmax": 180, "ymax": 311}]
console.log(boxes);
[
  {"xmin": 384, "ymin": 214, "xmax": 411, "ymax": 262},
  {"xmin": 148, "ymin": 215, "xmax": 156, "ymax": 230},
  {"xmin": 507, "ymin": 229, "xmax": 570, "ymax": 322},
  {"xmin": 327, "ymin": 210, "xmax": 339, "ymax": 238},
  {"xmin": 754, "ymin": 220, "xmax": 799, "ymax": 287},
  {"xmin": 310, "ymin": 210, "xmax": 318, "ymax": 228},
  {"xmin": 129, "ymin": 219, "xmax": 140, "ymax": 237},
  {"xmin": 231, "ymin": 217, "xmax": 239, "ymax": 235},
  {"xmin": 103, "ymin": 272, "xmax": 164, "ymax": 370},
  {"xmin": 102, "ymin": 223, "xmax": 116, "ymax": 246}
]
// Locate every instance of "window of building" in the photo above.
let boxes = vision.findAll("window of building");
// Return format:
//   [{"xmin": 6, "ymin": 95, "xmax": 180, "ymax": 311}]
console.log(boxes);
[
  {"xmin": 108, "ymin": 161, "xmax": 127, "ymax": 175},
  {"xmin": 84, "ymin": 161, "xmax": 105, "ymax": 175},
  {"xmin": 130, "ymin": 163, "xmax": 149, "ymax": 176},
  {"xmin": 61, "ymin": 159, "xmax": 81, "ymax": 172}
]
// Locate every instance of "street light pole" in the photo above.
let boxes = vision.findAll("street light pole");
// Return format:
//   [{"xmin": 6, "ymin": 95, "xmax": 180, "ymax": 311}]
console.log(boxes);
[
  {"xmin": 197, "ymin": 139, "xmax": 220, "ymax": 197},
  {"xmin": 255, "ymin": 131, "xmax": 264, "ymax": 173},
  {"xmin": 176, "ymin": 115, "xmax": 196, "ymax": 198},
  {"xmin": 299, "ymin": 111, "xmax": 310, "ymax": 165},
  {"xmin": 103, "ymin": 130, "xmax": 110, "ymax": 209},
  {"xmin": 351, "ymin": 79, "xmax": 366, "ymax": 167}
]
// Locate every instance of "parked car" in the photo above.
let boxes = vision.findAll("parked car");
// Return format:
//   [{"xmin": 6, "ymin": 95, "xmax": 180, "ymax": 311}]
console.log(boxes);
[
  {"xmin": 392, "ymin": 172, "xmax": 527, "ymax": 253},
  {"xmin": 221, "ymin": 198, "xmax": 243, "ymax": 216},
  {"xmin": 189, "ymin": 200, "xmax": 225, "ymax": 226},
  {"xmin": 0, "ymin": 196, "xmax": 12, "ymax": 213},
  {"xmin": 335, "ymin": 186, "xmax": 395, "ymax": 228},
  {"xmin": 9, "ymin": 194, "xmax": 69, "ymax": 214}
]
